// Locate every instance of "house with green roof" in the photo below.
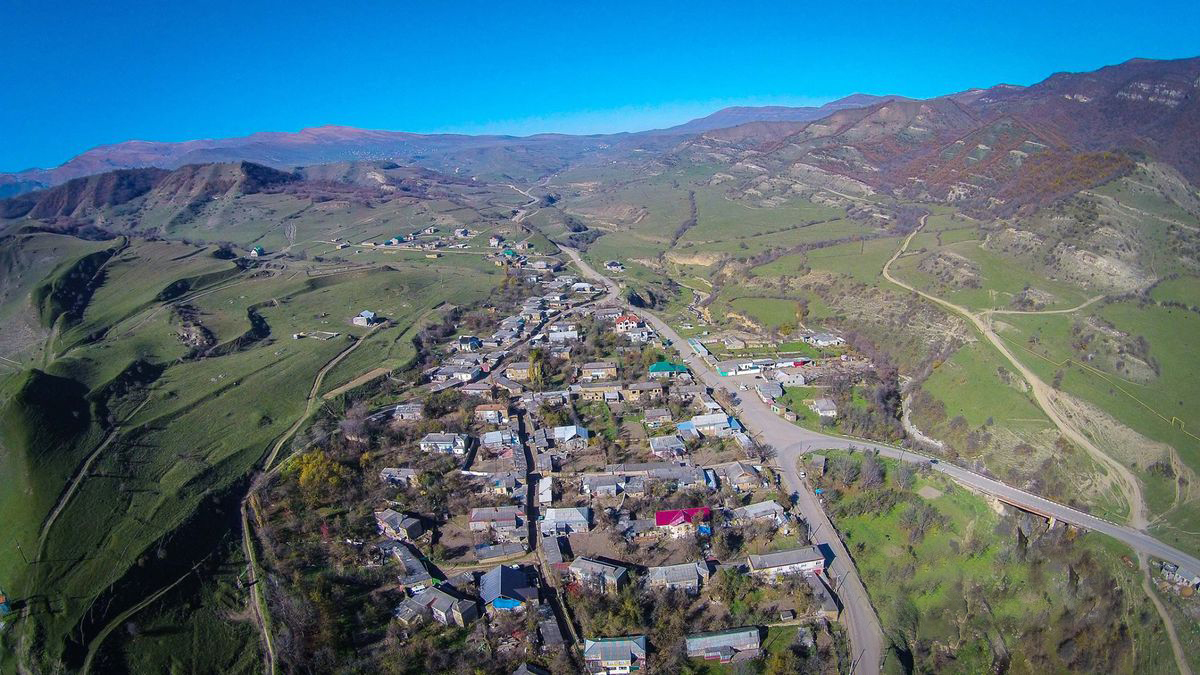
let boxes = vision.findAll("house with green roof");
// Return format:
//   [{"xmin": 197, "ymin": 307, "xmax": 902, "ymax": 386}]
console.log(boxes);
[
  {"xmin": 648, "ymin": 361, "xmax": 689, "ymax": 379},
  {"xmin": 583, "ymin": 635, "xmax": 646, "ymax": 673},
  {"xmin": 685, "ymin": 626, "xmax": 762, "ymax": 663}
]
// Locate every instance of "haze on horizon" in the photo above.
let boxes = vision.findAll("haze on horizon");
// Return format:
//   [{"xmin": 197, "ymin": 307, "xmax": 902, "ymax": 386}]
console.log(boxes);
[{"xmin": 4, "ymin": 0, "xmax": 1200, "ymax": 172}]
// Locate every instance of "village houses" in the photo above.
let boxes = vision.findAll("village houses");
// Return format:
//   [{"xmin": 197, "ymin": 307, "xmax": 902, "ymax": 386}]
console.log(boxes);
[
  {"xmin": 419, "ymin": 432, "xmax": 470, "ymax": 456},
  {"xmin": 748, "ymin": 546, "xmax": 826, "ymax": 580},
  {"xmin": 569, "ymin": 557, "xmax": 629, "ymax": 593}
]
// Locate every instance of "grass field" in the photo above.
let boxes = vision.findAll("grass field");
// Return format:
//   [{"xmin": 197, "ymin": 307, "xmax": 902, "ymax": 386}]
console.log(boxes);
[
  {"xmin": 816, "ymin": 451, "xmax": 1174, "ymax": 674},
  {"xmin": 728, "ymin": 297, "xmax": 801, "ymax": 329},
  {"xmin": 890, "ymin": 239, "xmax": 1092, "ymax": 312},
  {"xmin": 1152, "ymin": 275, "xmax": 1200, "ymax": 306},
  {"xmin": 781, "ymin": 386, "xmax": 826, "ymax": 430},
  {"xmin": 0, "ymin": 233, "xmax": 504, "ymax": 671},
  {"xmin": 996, "ymin": 301, "xmax": 1200, "ymax": 554},
  {"xmin": 684, "ymin": 219, "xmax": 875, "ymax": 257},
  {"xmin": 679, "ymin": 192, "xmax": 843, "ymax": 243},
  {"xmin": 921, "ymin": 341, "xmax": 1049, "ymax": 430},
  {"xmin": 804, "ymin": 236, "xmax": 906, "ymax": 285}
]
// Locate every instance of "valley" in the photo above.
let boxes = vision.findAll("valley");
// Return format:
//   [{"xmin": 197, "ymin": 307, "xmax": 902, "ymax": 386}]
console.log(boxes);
[{"xmin": 0, "ymin": 55, "xmax": 1198, "ymax": 675}]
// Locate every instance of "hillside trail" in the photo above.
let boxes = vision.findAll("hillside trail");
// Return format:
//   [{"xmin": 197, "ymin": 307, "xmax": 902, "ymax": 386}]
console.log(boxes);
[
  {"xmin": 240, "ymin": 321, "xmax": 382, "ymax": 675},
  {"xmin": 262, "ymin": 322, "xmax": 379, "ymax": 469},
  {"xmin": 1082, "ymin": 189, "xmax": 1199, "ymax": 232},
  {"xmin": 985, "ymin": 294, "xmax": 1104, "ymax": 316},
  {"xmin": 79, "ymin": 553, "xmax": 213, "ymax": 675},
  {"xmin": 508, "ymin": 177, "xmax": 551, "ymax": 224},
  {"xmin": 1138, "ymin": 552, "xmax": 1193, "ymax": 675},
  {"xmin": 882, "ymin": 216, "xmax": 1148, "ymax": 530},
  {"xmin": 115, "ymin": 269, "xmax": 256, "ymax": 340},
  {"xmin": 33, "ymin": 395, "xmax": 154, "ymax": 561}
]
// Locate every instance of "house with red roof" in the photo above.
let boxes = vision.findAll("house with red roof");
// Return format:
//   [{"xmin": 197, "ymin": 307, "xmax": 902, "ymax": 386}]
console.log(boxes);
[
  {"xmin": 654, "ymin": 506, "xmax": 711, "ymax": 538},
  {"xmin": 614, "ymin": 315, "xmax": 643, "ymax": 333}
]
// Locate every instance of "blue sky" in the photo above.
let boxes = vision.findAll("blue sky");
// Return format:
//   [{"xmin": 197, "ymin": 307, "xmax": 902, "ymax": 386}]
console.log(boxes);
[{"xmin": 3, "ymin": 0, "xmax": 1198, "ymax": 171}]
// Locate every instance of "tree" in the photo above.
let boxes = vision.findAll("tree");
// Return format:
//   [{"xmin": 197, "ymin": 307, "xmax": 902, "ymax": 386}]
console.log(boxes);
[
  {"xmin": 530, "ymin": 348, "xmax": 547, "ymax": 388},
  {"xmin": 861, "ymin": 452, "xmax": 885, "ymax": 488},
  {"xmin": 297, "ymin": 451, "xmax": 353, "ymax": 506},
  {"xmin": 338, "ymin": 400, "xmax": 370, "ymax": 447},
  {"xmin": 765, "ymin": 645, "xmax": 800, "ymax": 674},
  {"xmin": 747, "ymin": 441, "xmax": 777, "ymax": 463}
]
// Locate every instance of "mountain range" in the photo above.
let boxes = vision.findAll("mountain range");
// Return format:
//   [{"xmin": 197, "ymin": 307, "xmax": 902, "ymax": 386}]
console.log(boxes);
[
  {"xmin": 2, "ymin": 56, "xmax": 1198, "ymax": 215},
  {"xmin": 0, "ymin": 94, "xmax": 902, "ymax": 198}
]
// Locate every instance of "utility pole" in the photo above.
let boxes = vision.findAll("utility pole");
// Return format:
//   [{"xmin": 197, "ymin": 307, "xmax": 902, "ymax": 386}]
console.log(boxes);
[
  {"xmin": 14, "ymin": 542, "xmax": 29, "ymax": 565},
  {"xmin": 849, "ymin": 648, "xmax": 864, "ymax": 674}
]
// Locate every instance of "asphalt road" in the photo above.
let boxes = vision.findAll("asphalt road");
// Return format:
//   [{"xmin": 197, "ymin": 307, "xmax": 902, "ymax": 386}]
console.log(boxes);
[
  {"xmin": 563, "ymin": 248, "xmax": 886, "ymax": 673},
  {"xmin": 563, "ymin": 246, "xmax": 1200, "ymax": 672}
]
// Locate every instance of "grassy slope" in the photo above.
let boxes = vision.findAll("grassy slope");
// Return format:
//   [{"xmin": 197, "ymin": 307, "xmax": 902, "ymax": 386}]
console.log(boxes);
[
  {"xmin": 818, "ymin": 452, "xmax": 1173, "ymax": 675},
  {"xmin": 889, "ymin": 238, "xmax": 1092, "ymax": 312},
  {"xmin": 997, "ymin": 301, "xmax": 1200, "ymax": 554},
  {"xmin": 0, "ymin": 234, "xmax": 502, "ymax": 670}
]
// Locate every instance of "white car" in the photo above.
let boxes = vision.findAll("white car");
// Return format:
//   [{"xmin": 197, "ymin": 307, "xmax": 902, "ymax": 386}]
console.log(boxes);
[{"xmin": 799, "ymin": 471, "xmax": 807, "ymax": 479}]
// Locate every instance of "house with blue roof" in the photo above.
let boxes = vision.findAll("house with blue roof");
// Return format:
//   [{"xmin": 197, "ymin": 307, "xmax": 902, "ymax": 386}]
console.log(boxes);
[{"xmin": 480, "ymin": 564, "xmax": 539, "ymax": 612}]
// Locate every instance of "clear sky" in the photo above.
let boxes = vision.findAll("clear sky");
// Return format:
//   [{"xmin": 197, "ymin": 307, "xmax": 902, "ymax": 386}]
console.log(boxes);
[{"xmin": 3, "ymin": 0, "xmax": 1198, "ymax": 171}]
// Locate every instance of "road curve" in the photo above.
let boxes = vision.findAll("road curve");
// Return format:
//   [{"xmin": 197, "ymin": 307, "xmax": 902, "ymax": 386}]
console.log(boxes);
[
  {"xmin": 564, "ymin": 244, "xmax": 1200, "ymax": 672},
  {"xmin": 563, "ymin": 247, "xmax": 886, "ymax": 674},
  {"xmin": 881, "ymin": 217, "xmax": 1147, "ymax": 529}
]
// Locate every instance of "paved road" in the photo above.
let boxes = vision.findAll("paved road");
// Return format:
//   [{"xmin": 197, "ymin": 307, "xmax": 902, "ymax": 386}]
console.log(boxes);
[
  {"xmin": 564, "ymin": 245, "xmax": 1200, "ymax": 672},
  {"xmin": 563, "ymin": 247, "xmax": 885, "ymax": 673}
]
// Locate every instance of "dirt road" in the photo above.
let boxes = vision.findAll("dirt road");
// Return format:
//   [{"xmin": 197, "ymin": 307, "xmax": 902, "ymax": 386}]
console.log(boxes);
[{"xmin": 881, "ymin": 217, "xmax": 1147, "ymax": 529}]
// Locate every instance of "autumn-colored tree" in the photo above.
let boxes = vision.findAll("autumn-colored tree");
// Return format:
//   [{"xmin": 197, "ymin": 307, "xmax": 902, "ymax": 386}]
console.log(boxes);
[{"xmin": 297, "ymin": 451, "xmax": 352, "ymax": 505}]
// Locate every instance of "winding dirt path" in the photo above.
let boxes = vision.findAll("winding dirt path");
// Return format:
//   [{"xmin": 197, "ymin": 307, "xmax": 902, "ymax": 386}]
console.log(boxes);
[
  {"xmin": 34, "ymin": 396, "xmax": 153, "ymax": 560},
  {"xmin": 1139, "ymin": 552, "xmax": 1193, "ymax": 675},
  {"xmin": 882, "ymin": 217, "xmax": 1147, "ymax": 529},
  {"xmin": 240, "ymin": 322, "xmax": 382, "ymax": 674},
  {"xmin": 985, "ymin": 294, "xmax": 1105, "ymax": 316},
  {"xmin": 80, "ymin": 554, "xmax": 213, "ymax": 674},
  {"xmin": 883, "ymin": 219, "xmax": 1198, "ymax": 673}
]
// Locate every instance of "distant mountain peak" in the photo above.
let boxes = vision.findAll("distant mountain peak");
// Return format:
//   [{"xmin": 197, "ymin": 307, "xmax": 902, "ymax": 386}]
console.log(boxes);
[
  {"xmin": 1, "ymin": 56, "xmax": 1198, "ymax": 198},
  {"xmin": 661, "ymin": 94, "xmax": 900, "ymax": 135}
]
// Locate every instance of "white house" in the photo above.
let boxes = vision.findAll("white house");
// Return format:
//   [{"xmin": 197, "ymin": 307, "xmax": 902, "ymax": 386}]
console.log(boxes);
[
  {"xmin": 614, "ymin": 315, "xmax": 642, "ymax": 333},
  {"xmin": 747, "ymin": 546, "xmax": 825, "ymax": 580},
  {"xmin": 419, "ymin": 433, "xmax": 469, "ymax": 456},
  {"xmin": 649, "ymin": 434, "xmax": 687, "ymax": 459},
  {"xmin": 474, "ymin": 404, "xmax": 510, "ymax": 426},
  {"xmin": 805, "ymin": 332, "xmax": 845, "ymax": 348},
  {"xmin": 690, "ymin": 413, "xmax": 732, "ymax": 437},
  {"xmin": 380, "ymin": 467, "xmax": 418, "ymax": 486},
  {"xmin": 552, "ymin": 425, "xmax": 589, "ymax": 450},
  {"xmin": 540, "ymin": 507, "xmax": 591, "ymax": 535},
  {"xmin": 773, "ymin": 369, "xmax": 807, "ymax": 387},
  {"xmin": 583, "ymin": 636, "xmax": 646, "ymax": 674},
  {"xmin": 731, "ymin": 500, "xmax": 788, "ymax": 527},
  {"xmin": 810, "ymin": 398, "xmax": 838, "ymax": 418}
]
